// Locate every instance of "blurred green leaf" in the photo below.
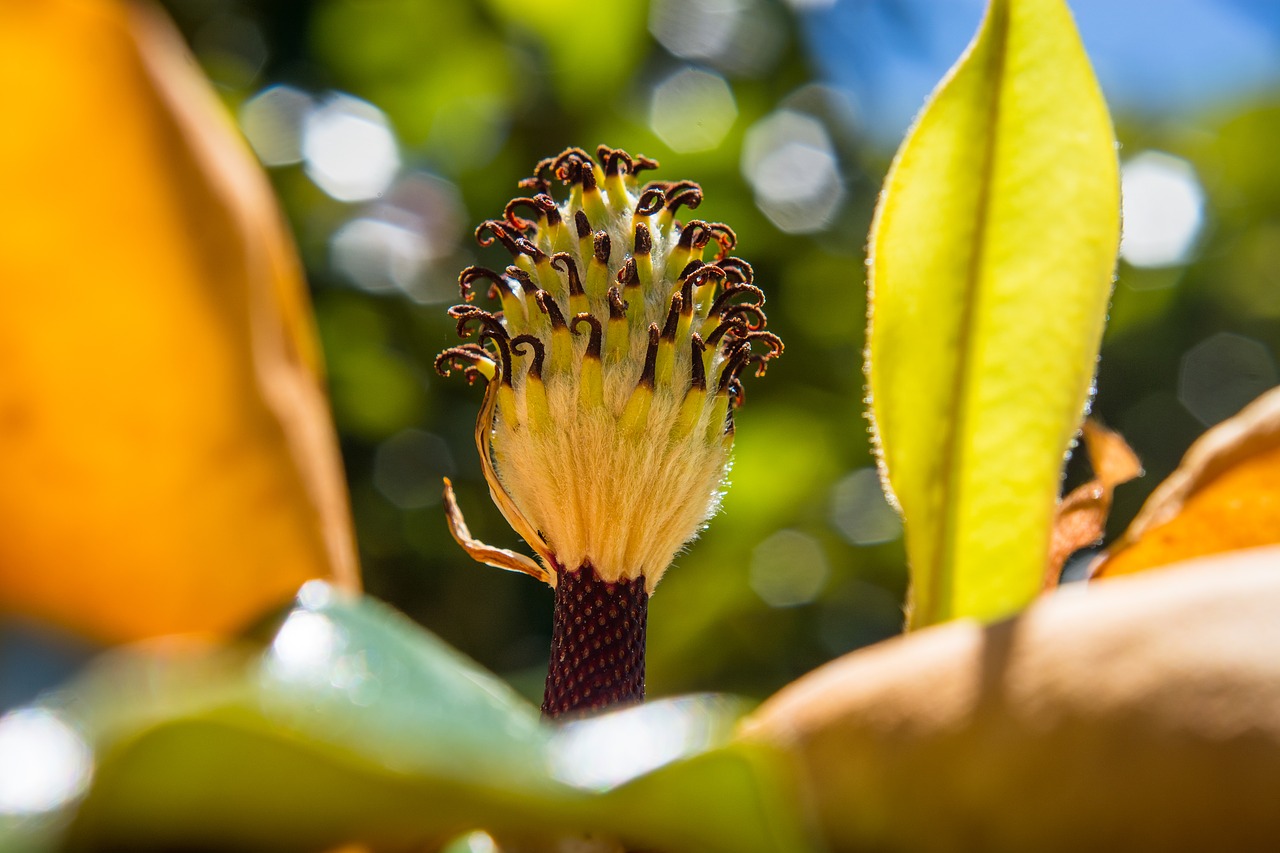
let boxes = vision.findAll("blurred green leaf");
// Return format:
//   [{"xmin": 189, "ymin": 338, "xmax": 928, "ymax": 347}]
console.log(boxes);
[
  {"xmin": 483, "ymin": 0, "xmax": 647, "ymax": 107},
  {"xmin": 3, "ymin": 586, "xmax": 812, "ymax": 852},
  {"xmin": 866, "ymin": 0, "xmax": 1119, "ymax": 628}
]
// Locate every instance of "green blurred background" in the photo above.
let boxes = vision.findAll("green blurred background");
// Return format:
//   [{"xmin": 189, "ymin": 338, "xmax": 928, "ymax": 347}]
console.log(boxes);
[{"xmin": 59, "ymin": 0, "xmax": 1280, "ymax": 705}]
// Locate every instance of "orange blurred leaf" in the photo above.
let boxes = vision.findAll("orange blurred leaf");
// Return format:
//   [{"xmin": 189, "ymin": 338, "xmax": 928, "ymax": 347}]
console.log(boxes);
[
  {"xmin": 1092, "ymin": 385, "xmax": 1280, "ymax": 579},
  {"xmin": 1043, "ymin": 419, "xmax": 1142, "ymax": 587},
  {"xmin": 0, "ymin": 1, "xmax": 358, "ymax": 642}
]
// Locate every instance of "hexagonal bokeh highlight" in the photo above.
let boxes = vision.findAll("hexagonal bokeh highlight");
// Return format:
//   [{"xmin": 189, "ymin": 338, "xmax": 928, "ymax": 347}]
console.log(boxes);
[
  {"xmin": 1178, "ymin": 332, "xmax": 1278, "ymax": 426},
  {"xmin": 649, "ymin": 67, "xmax": 737, "ymax": 154}
]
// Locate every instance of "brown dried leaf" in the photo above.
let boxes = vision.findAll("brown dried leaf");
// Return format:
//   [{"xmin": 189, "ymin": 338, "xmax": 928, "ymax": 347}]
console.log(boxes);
[
  {"xmin": 740, "ymin": 546, "xmax": 1280, "ymax": 851},
  {"xmin": 1043, "ymin": 420, "xmax": 1142, "ymax": 588}
]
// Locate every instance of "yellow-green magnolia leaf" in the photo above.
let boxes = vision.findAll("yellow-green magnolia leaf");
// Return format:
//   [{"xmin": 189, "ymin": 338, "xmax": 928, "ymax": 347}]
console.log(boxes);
[{"xmin": 866, "ymin": 0, "xmax": 1119, "ymax": 628}]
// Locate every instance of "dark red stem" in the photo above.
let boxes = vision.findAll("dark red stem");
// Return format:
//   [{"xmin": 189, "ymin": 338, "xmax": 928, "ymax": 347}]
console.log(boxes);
[{"xmin": 542, "ymin": 563, "xmax": 647, "ymax": 718}]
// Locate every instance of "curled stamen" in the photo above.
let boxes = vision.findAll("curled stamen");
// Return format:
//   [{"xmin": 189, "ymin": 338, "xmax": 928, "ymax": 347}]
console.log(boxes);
[
  {"xmin": 634, "ymin": 222, "xmax": 652, "ymax": 256},
  {"xmin": 635, "ymin": 188, "xmax": 666, "ymax": 217},
  {"xmin": 511, "ymin": 334, "xmax": 546, "ymax": 379},
  {"xmin": 608, "ymin": 286, "xmax": 629, "ymax": 319},
  {"xmin": 639, "ymin": 324, "xmax": 660, "ymax": 389},
  {"xmin": 449, "ymin": 305, "xmax": 508, "ymax": 342},
  {"xmin": 514, "ymin": 237, "xmax": 547, "ymax": 264},
  {"xmin": 729, "ymin": 376, "xmax": 746, "ymax": 409},
  {"xmin": 739, "ymin": 330, "xmax": 785, "ymax": 361},
  {"xmin": 685, "ymin": 264, "xmax": 727, "ymax": 290},
  {"xmin": 476, "ymin": 220, "xmax": 522, "ymax": 254},
  {"xmin": 598, "ymin": 146, "xmax": 633, "ymax": 176},
  {"xmin": 504, "ymin": 195, "xmax": 559, "ymax": 231},
  {"xmin": 716, "ymin": 345, "xmax": 751, "ymax": 395},
  {"xmin": 434, "ymin": 344, "xmax": 494, "ymax": 381},
  {"xmin": 518, "ymin": 156, "xmax": 557, "ymax": 194},
  {"xmin": 745, "ymin": 353, "xmax": 771, "ymax": 379},
  {"xmin": 571, "ymin": 312, "xmax": 603, "ymax": 359},
  {"xmin": 480, "ymin": 328, "xmax": 515, "ymax": 386},
  {"xmin": 665, "ymin": 182, "xmax": 703, "ymax": 214},
  {"xmin": 718, "ymin": 257, "xmax": 754, "ymax": 284},
  {"xmin": 593, "ymin": 231, "xmax": 611, "ymax": 266},
  {"xmin": 708, "ymin": 283, "xmax": 766, "ymax": 317},
  {"xmin": 505, "ymin": 266, "xmax": 539, "ymax": 295},
  {"xmin": 678, "ymin": 259, "xmax": 705, "ymax": 281},
  {"xmin": 632, "ymin": 154, "xmax": 660, "ymax": 174},
  {"xmin": 574, "ymin": 210, "xmax": 592, "ymax": 239},
  {"xmin": 661, "ymin": 293, "xmax": 683, "ymax": 341},
  {"xmin": 704, "ymin": 222, "xmax": 738, "ymax": 259},
  {"xmin": 677, "ymin": 220, "xmax": 714, "ymax": 251},
  {"xmin": 553, "ymin": 147, "xmax": 594, "ymax": 183},
  {"xmin": 458, "ymin": 266, "xmax": 503, "ymax": 303},
  {"xmin": 720, "ymin": 303, "xmax": 767, "ymax": 331},
  {"xmin": 704, "ymin": 316, "xmax": 748, "ymax": 348},
  {"xmin": 535, "ymin": 290, "xmax": 568, "ymax": 329},
  {"xmin": 616, "ymin": 257, "xmax": 639, "ymax": 288},
  {"xmin": 503, "ymin": 197, "xmax": 541, "ymax": 232},
  {"xmin": 551, "ymin": 252, "xmax": 585, "ymax": 296},
  {"xmin": 690, "ymin": 334, "xmax": 707, "ymax": 390}
]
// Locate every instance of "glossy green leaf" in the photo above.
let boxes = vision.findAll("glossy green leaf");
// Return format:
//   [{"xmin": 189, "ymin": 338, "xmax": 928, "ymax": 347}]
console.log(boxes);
[
  {"xmin": 866, "ymin": 0, "xmax": 1120, "ymax": 628},
  {"xmin": 0, "ymin": 585, "xmax": 812, "ymax": 852}
]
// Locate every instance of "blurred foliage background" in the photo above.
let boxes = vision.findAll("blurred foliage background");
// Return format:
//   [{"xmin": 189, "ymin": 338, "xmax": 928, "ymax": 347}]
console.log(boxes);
[{"xmin": 7, "ymin": 0, "xmax": 1280, "ymax": 709}]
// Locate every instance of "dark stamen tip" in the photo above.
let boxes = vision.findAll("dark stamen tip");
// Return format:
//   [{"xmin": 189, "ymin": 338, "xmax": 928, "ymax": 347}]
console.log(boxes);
[
  {"xmin": 553, "ymin": 147, "xmax": 594, "ymax": 185},
  {"xmin": 607, "ymin": 286, "xmax": 629, "ymax": 319},
  {"xmin": 677, "ymin": 220, "xmax": 713, "ymax": 251},
  {"xmin": 598, "ymin": 145, "xmax": 633, "ymax": 176},
  {"xmin": 450, "ymin": 306, "xmax": 509, "ymax": 345},
  {"xmin": 551, "ymin": 252, "xmax": 585, "ymax": 295},
  {"xmin": 639, "ymin": 324, "xmax": 660, "ymax": 388},
  {"xmin": 511, "ymin": 334, "xmax": 546, "ymax": 378},
  {"xmin": 690, "ymin": 334, "xmax": 707, "ymax": 390},
  {"xmin": 704, "ymin": 317, "xmax": 745, "ymax": 348},
  {"xmin": 635, "ymin": 188, "xmax": 666, "ymax": 217},
  {"xmin": 709, "ymin": 283, "xmax": 766, "ymax": 318},
  {"xmin": 686, "ymin": 264, "xmax": 727, "ymax": 290},
  {"xmin": 705, "ymin": 222, "xmax": 738, "ymax": 258},
  {"xmin": 721, "ymin": 303, "xmax": 768, "ymax": 331},
  {"xmin": 459, "ymin": 265, "xmax": 503, "ymax": 302},
  {"xmin": 503, "ymin": 197, "xmax": 544, "ymax": 232},
  {"xmin": 536, "ymin": 290, "xmax": 568, "ymax": 330},
  {"xmin": 678, "ymin": 259, "xmax": 705, "ymax": 281},
  {"xmin": 479, "ymin": 327, "xmax": 514, "ymax": 386},
  {"xmin": 514, "ymin": 237, "xmax": 547, "ymax": 263},
  {"xmin": 434, "ymin": 344, "xmax": 492, "ymax": 379},
  {"xmin": 593, "ymin": 231, "xmax": 611, "ymax": 265},
  {"xmin": 661, "ymin": 293, "xmax": 683, "ymax": 341},
  {"xmin": 616, "ymin": 257, "xmax": 639, "ymax": 288},
  {"xmin": 476, "ymin": 220, "xmax": 521, "ymax": 254},
  {"xmin": 717, "ymin": 343, "xmax": 750, "ymax": 395},
  {"xmin": 571, "ymin": 312, "xmax": 603, "ymax": 359},
  {"xmin": 718, "ymin": 257, "xmax": 754, "ymax": 284},
  {"xmin": 505, "ymin": 266, "xmax": 539, "ymax": 295},
  {"xmin": 665, "ymin": 182, "xmax": 703, "ymax": 214},
  {"xmin": 574, "ymin": 209, "xmax": 592, "ymax": 239},
  {"xmin": 634, "ymin": 222, "xmax": 652, "ymax": 256}
]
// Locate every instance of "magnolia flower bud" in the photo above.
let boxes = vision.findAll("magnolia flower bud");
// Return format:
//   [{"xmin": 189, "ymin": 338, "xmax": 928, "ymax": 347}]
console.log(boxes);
[{"xmin": 438, "ymin": 146, "xmax": 780, "ymax": 715}]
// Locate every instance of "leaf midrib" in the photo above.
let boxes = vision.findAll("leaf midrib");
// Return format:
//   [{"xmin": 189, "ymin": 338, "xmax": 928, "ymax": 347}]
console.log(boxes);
[{"xmin": 915, "ymin": 0, "xmax": 1012, "ymax": 629}]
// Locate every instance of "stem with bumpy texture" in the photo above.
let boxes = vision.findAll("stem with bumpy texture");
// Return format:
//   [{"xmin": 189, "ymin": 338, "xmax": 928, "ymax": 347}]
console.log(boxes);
[{"xmin": 541, "ymin": 563, "xmax": 647, "ymax": 718}]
